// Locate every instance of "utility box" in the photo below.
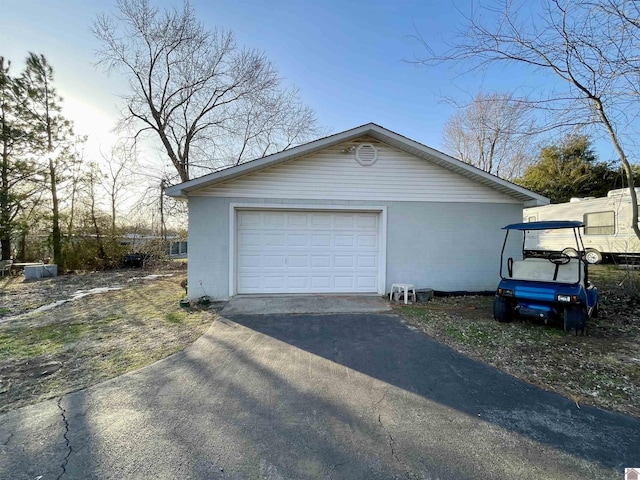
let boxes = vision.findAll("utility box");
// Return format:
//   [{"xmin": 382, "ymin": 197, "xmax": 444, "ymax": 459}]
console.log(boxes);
[{"xmin": 24, "ymin": 264, "xmax": 57, "ymax": 280}]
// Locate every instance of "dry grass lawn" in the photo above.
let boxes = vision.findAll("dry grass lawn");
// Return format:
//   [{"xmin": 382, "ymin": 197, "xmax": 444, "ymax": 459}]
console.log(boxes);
[
  {"xmin": 396, "ymin": 265, "xmax": 640, "ymax": 418},
  {"xmin": 0, "ymin": 269, "xmax": 216, "ymax": 413},
  {"xmin": 2, "ymin": 264, "xmax": 638, "ymax": 420}
]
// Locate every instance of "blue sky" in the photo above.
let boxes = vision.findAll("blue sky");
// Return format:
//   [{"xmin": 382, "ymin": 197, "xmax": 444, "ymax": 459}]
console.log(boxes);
[{"xmin": 0, "ymin": 0, "xmax": 618, "ymax": 165}]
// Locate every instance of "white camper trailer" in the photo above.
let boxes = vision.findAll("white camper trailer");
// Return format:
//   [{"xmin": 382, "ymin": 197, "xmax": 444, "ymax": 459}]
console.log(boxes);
[{"xmin": 523, "ymin": 188, "xmax": 640, "ymax": 264}]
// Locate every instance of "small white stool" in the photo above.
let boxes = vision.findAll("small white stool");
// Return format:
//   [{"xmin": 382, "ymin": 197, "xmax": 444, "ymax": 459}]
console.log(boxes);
[{"xmin": 390, "ymin": 283, "xmax": 416, "ymax": 304}]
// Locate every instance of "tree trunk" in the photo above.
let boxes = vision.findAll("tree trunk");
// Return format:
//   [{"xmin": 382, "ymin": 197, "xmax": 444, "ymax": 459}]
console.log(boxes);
[
  {"xmin": 111, "ymin": 189, "xmax": 116, "ymax": 234},
  {"xmin": 159, "ymin": 180, "xmax": 166, "ymax": 242},
  {"xmin": 18, "ymin": 231, "xmax": 25, "ymax": 261},
  {"xmin": 596, "ymin": 104, "xmax": 640, "ymax": 242},
  {"xmin": 1, "ymin": 112, "xmax": 10, "ymax": 260},
  {"xmin": 0, "ymin": 156, "xmax": 9, "ymax": 260},
  {"xmin": 49, "ymin": 157, "xmax": 62, "ymax": 267},
  {"xmin": 92, "ymin": 215, "xmax": 106, "ymax": 261},
  {"xmin": 90, "ymin": 182, "xmax": 106, "ymax": 261},
  {"xmin": 0, "ymin": 238, "xmax": 9, "ymax": 261}
]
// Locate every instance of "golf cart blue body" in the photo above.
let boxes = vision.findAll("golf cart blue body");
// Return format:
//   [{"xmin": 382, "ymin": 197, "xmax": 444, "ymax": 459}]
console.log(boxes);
[{"xmin": 494, "ymin": 220, "xmax": 598, "ymax": 333}]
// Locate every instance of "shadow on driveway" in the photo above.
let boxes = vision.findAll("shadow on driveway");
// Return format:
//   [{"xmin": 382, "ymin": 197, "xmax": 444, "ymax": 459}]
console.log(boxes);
[{"xmin": 226, "ymin": 312, "xmax": 640, "ymax": 472}]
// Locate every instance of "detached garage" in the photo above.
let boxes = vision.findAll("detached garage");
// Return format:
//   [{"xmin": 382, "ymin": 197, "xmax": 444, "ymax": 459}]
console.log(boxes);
[{"xmin": 165, "ymin": 123, "xmax": 548, "ymax": 301}]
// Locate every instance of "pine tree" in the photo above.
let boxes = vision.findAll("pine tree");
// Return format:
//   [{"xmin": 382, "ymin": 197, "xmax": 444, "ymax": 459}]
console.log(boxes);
[
  {"xmin": 21, "ymin": 53, "xmax": 77, "ymax": 267},
  {"xmin": 0, "ymin": 57, "xmax": 38, "ymax": 261}
]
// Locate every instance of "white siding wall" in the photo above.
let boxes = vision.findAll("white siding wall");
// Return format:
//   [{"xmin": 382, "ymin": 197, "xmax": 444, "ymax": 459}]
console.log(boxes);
[
  {"xmin": 385, "ymin": 202, "xmax": 518, "ymax": 292},
  {"xmin": 193, "ymin": 143, "xmax": 520, "ymax": 204},
  {"xmin": 187, "ymin": 196, "xmax": 521, "ymax": 300},
  {"xmin": 188, "ymin": 196, "xmax": 231, "ymax": 301}
]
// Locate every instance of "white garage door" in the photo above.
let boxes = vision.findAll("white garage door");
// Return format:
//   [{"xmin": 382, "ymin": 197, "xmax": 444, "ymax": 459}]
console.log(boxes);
[{"xmin": 236, "ymin": 210, "xmax": 380, "ymax": 294}]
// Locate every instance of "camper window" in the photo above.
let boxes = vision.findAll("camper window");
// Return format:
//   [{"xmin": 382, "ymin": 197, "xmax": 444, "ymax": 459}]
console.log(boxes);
[{"xmin": 584, "ymin": 211, "xmax": 615, "ymax": 235}]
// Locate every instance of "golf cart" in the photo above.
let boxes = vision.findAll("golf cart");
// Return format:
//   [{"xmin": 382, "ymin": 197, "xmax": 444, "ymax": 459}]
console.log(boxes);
[{"xmin": 494, "ymin": 220, "xmax": 598, "ymax": 334}]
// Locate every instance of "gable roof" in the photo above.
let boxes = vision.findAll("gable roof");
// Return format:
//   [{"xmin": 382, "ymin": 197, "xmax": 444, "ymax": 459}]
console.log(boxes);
[{"xmin": 164, "ymin": 123, "xmax": 549, "ymax": 207}]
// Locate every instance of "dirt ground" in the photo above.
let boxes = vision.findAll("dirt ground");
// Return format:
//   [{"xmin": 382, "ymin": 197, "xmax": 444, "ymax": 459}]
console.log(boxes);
[
  {"xmin": 1, "ymin": 266, "xmax": 183, "ymax": 318},
  {"xmin": 397, "ymin": 265, "xmax": 640, "ymax": 418},
  {"xmin": 0, "ymin": 264, "xmax": 218, "ymax": 413}
]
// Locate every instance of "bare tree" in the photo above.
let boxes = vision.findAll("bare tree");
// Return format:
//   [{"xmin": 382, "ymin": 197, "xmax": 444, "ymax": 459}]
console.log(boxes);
[
  {"xmin": 99, "ymin": 140, "xmax": 137, "ymax": 232},
  {"xmin": 64, "ymin": 140, "xmax": 88, "ymax": 245},
  {"xmin": 442, "ymin": 92, "xmax": 537, "ymax": 179},
  {"xmin": 83, "ymin": 163, "xmax": 107, "ymax": 261},
  {"xmin": 94, "ymin": 0, "xmax": 320, "ymax": 183},
  {"xmin": 415, "ymin": 0, "xmax": 640, "ymax": 240},
  {"xmin": 227, "ymin": 86, "xmax": 321, "ymax": 166}
]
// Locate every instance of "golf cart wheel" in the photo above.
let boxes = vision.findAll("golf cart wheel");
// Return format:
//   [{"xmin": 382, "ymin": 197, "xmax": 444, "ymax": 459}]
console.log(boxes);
[
  {"xmin": 564, "ymin": 306, "xmax": 586, "ymax": 335},
  {"xmin": 494, "ymin": 296, "xmax": 512, "ymax": 323},
  {"xmin": 590, "ymin": 302, "xmax": 599, "ymax": 319},
  {"xmin": 585, "ymin": 248, "xmax": 603, "ymax": 264},
  {"xmin": 561, "ymin": 247, "xmax": 579, "ymax": 258}
]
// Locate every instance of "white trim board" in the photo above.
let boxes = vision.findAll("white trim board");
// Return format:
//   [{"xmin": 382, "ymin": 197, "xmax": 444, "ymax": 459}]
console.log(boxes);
[{"xmin": 228, "ymin": 203, "xmax": 388, "ymax": 296}]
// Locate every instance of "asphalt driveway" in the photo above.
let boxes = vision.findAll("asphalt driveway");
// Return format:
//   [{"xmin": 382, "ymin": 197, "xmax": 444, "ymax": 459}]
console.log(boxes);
[{"xmin": 1, "ymin": 311, "xmax": 638, "ymax": 479}]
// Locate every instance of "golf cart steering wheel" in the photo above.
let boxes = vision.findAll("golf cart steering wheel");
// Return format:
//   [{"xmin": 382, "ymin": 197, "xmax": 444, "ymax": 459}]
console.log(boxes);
[{"xmin": 548, "ymin": 252, "xmax": 571, "ymax": 265}]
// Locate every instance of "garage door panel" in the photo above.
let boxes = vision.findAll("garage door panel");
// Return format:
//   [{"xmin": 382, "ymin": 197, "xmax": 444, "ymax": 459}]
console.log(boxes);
[
  {"xmin": 287, "ymin": 234, "xmax": 308, "ymax": 247},
  {"xmin": 239, "ymin": 276, "xmax": 262, "ymax": 289},
  {"xmin": 288, "ymin": 214, "xmax": 308, "ymax": 226},
  {"xmin": 311, "ymin": 255, "xmax": 331, "ymax": 268},
  {"xmin": 287, "ymin": 255, "xmax": 308, "ymax": 267},
  {"xmin": 357, "ymin": 276, "xmax": 377, "ymax": 289},
  {"xmin": 311, "ymin": 234, "xmax": 331, "ymax": 247},
  {"xmin": 334, "ymin": 276, "xmax": 355, "ymax": 288},
  {"xmin": 357, "ymin": 214, "xmax": 377, "ymax": 228},
  {"xmin": 287, "ymin": 276, "xmax": 308, "ymax": 288},
  {"xmin": 311, "ymin": 213, "xmax": 332, "ymax": 226},
  {"xmin": 334, "ymin": 215, "xmax": 356, "ymax": 228},
  {"xmin": 264, "ymin": 233, "xmax": 286, "ymax": 246},
  {"xmin": 357, "ymin": 234, "xmax": 377, "ymax": 247},
  {"xmin": 239, "ymin": 212, "xmax": 262, "ymax": 226},
  {"xmin": 239, "ymin": 254, "xmax": 261, "ymax": 268},
  {"xmin": 237, "ymin": 210, "xmax": 380, "ymax": 294},
  {"xmin": 335, "ymin": 235, "xmax": 355, "ymax": 247},
  {"xmin": 264, "ymin": 213, "xmax": 285, "ymax": 226},
  {"xmin": 334, "ymin": 256, "xmax": 354, "ymax": 268},
  {"xmin": 263, "ymin": 255, "xmax": 285, "ymax": 268},
  {"xmin": 311, "ymin": 276, "xmax": 331, "ymax": 288},
  {"xmin": 357, "ymin": 255, "xmax": 377, "ymax": 268},
  {"xmin": 264, "ymin": 276, "xmax": 285, "ymax": 289},
  {"xmin": 239, "ymin": 233, "xmax": 261, "ymax": 246}
]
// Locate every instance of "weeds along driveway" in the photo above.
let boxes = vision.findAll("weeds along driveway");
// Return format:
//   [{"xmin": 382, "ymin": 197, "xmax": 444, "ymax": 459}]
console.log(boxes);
[{"xmin": 1, "ymin": 313, "xmax": 638, "ymax": 480}]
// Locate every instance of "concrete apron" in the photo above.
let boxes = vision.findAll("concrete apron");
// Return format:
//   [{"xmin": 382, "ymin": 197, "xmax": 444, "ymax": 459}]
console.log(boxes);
[{"xmin": 221, "ymin": 294, "xmax": 393, "ymax": 315}]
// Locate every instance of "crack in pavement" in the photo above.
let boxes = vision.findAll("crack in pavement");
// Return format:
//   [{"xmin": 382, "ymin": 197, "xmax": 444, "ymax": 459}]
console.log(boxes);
[
  {"xmin": 328, "ymin": 461, "xmax": 348, "ymax": 479},
  {"xmin": 377, "ymin": 413, "xmax": 420, "ymax": 480},
  {"xmin": 372, "ymin": 388, "xmax": 421, "ymax": 478},
  {"xmin": 377, "ymin": 414, "xmax": 400, "ymax": 461},
  {"xmin": 55, "ymin": 397, "xmax": 72, "ymax": 480},
  {"xmin": 2, "ymin": 431, "xmax": 14, "ymax": 446},
  {"xmin": 372, "ymin": 387, "xmax": 389, "ymax": 409}
]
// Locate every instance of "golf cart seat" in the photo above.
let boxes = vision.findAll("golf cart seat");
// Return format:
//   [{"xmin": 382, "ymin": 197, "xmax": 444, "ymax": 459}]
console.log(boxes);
[{"xmin": 509, "ymin": 258, "xmax": 582, "ymax": 284}]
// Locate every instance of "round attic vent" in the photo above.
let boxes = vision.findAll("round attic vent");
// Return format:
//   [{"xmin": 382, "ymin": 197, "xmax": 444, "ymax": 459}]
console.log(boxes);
[{"xmin": 355, "ymin": 143, "xmax": 378, "ymax": 166}]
